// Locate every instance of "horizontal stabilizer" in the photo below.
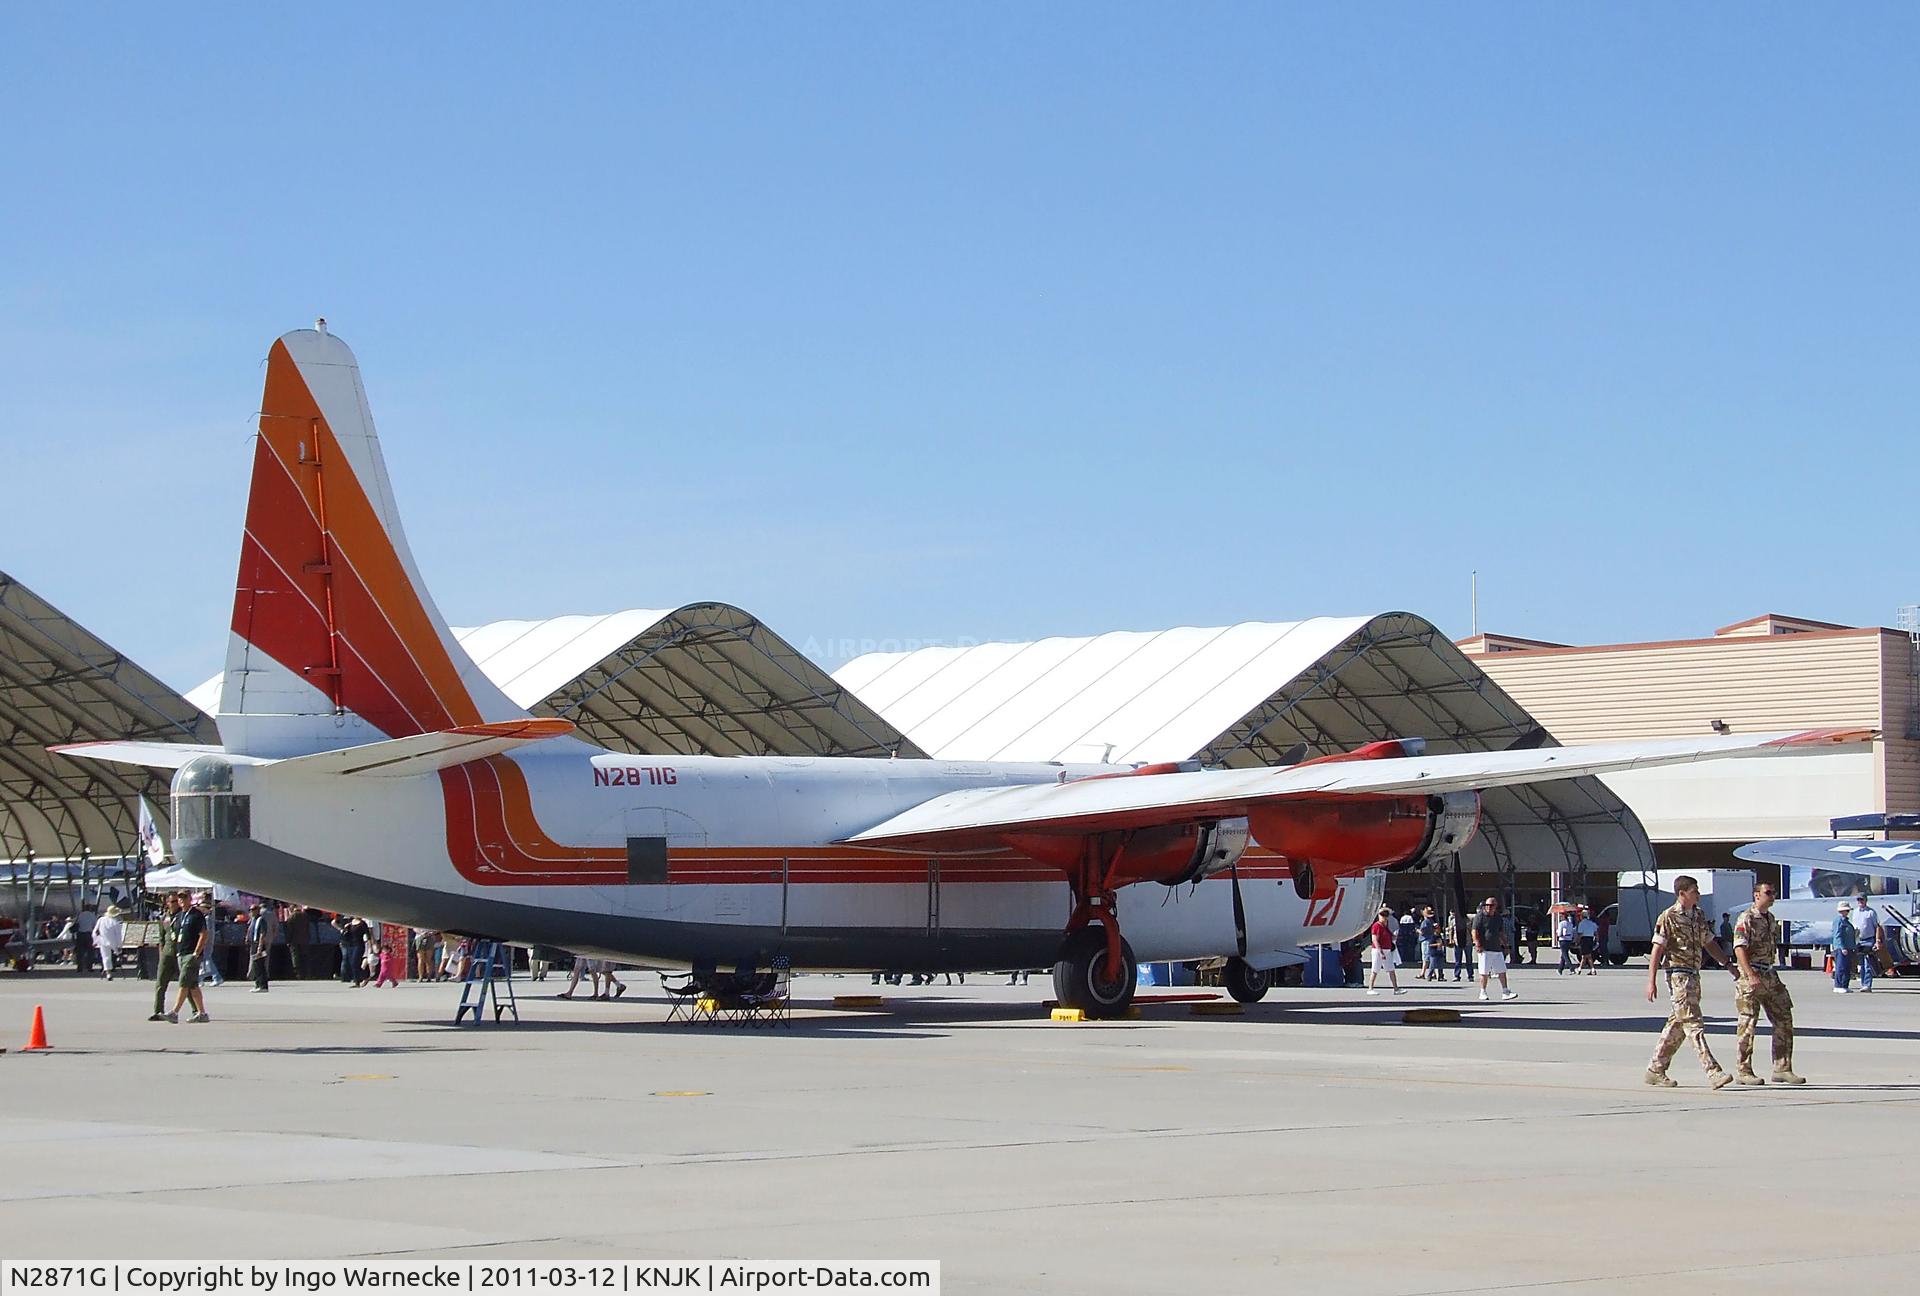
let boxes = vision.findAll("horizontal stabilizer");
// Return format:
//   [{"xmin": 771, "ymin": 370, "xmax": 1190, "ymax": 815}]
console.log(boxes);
[
  {"xmin": 267, "ymin": 719, "xmax": 576, "ymax": 778},
  {"xmin": 49, "ymin": 742, "xmax": 273, "ymax": 771},
  {"xmin": 846, "ymin": 728, "xmax": 1876, "ymax": 851}
]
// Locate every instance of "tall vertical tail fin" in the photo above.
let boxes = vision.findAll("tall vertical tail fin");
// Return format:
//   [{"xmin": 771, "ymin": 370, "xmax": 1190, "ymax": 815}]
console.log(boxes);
[{"xmin": 218, "ymin": 326, "xmax": 527, "ymax": 756}]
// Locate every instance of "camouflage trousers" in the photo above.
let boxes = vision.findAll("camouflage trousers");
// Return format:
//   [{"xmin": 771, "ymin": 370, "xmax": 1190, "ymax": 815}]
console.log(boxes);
[
  {"xmin": 1650, "ymin": 970, "xmax": 1722, "ymax": 1075},
  {"xmin": 1734, "ymin": 970, "xmax": 1794, "ymax": 1073}
]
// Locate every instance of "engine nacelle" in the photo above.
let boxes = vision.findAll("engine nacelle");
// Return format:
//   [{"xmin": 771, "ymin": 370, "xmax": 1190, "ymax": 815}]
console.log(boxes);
[
  {"xmin": 1247, "ymin": 791, "xmax": 1481, "ymax": 874},
  {"xmin": 1006, "ymin": 817, "xmax": 1252, "ymax": 887},
  {"xmin": 1158, "ymin": 816, "xmax": 1250, "ymax": 887},
  {"xmin": 1417, "ymin": 790, "xmax": 1481, "ymax": 865}
]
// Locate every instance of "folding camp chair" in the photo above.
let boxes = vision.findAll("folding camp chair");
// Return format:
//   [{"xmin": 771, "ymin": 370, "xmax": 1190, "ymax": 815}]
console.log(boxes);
[
  {"xmin": 706, "ymin": 960, "xmax": 762, "ymax": 1026},
  {"xmin": 661, "ymin": 972, "xmax": 704, "ymax": 1024},
  {"xmin": 741, "ymin": 955, "xmax": 792, "ymax": 1027}
]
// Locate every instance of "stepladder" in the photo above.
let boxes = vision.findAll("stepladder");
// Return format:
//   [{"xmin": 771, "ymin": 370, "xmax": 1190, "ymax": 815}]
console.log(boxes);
[{"xmin": 454, "ymin": 941, "xmax": 519, "ymax": 1025}]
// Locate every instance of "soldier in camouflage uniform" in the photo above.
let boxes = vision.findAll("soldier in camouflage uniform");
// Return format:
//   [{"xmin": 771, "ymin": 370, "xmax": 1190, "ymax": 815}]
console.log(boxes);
[
  {"xmin": 1644, "ymin": 875, "xmax": 1734, "ymax": 1089},
  {"xmin": 1732, "ymin": 881, "xmax": 1803, "ymax": 1085}
]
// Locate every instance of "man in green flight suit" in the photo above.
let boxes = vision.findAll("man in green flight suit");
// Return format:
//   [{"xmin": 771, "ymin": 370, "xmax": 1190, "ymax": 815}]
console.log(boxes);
[{"xmin": 147, "ymin": 892, "xmax": 181, "ymax": 1022}]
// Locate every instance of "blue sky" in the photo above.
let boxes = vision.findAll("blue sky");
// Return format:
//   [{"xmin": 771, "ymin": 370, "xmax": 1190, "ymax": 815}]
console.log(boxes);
[{"xmin": 2, "ymin": 5, "xmax": 1915, "ymax": 692}]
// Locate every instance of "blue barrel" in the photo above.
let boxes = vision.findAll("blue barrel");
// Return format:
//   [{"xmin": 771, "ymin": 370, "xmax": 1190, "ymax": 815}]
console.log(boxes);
[{"xmin": 1301, "ymin": 946, "xmax": 1343, "ymax": 987}]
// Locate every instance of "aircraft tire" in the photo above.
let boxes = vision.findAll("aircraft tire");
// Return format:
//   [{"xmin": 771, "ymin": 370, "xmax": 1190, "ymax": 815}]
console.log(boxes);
[
  {"xmin": 1223, "ymin": 957, "xmax": 1271, "ymax": 1003},
  {"xmin": 1053, "ymin": 927, "xmax": 1137, "ymax": 1018}
]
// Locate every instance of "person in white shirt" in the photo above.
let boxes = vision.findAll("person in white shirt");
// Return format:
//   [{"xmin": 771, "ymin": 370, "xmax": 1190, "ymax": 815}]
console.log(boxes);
[
  {"xmin": 1556, "ymin": 914, "xmax": 1576, "ymax": 975},
  {"xmin": 1574, "ymin": 911, "xmax": 1599, "ymax": 974},
  {"xmin": 92, "ymin": 906, "xmax": 126, "ymax": 980},
  {"xmin": 1853, "ymin": 896, "xmax": 1882, "ymax": 991}
]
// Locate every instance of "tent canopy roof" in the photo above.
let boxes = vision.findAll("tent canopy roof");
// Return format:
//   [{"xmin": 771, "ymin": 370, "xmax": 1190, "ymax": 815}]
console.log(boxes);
[
  {"xmin": 1, "ymin": 571, "xmax": 215, "ymax": 861},
  {"xmin": 451, "ymin": 605, "xmax": 919, "ymax": 760},
  {"xmin": 191, "ymin": 606, "xmax": 919, "ymax": 759},
  {"xmin": 836, "ymin": 613, "xmax": 1653, "ymax": 875}
]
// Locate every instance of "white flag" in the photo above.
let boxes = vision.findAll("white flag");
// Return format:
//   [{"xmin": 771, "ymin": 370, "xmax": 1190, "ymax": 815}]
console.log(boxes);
[{"xmin": 138, "ymin": 796, "xmax": 167, "ymax": 868}]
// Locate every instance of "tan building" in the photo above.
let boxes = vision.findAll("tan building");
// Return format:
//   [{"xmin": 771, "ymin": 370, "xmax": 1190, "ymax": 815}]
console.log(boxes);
[{"xmin": 1461, "ymin": 614, "xmax": 1920, "ymax": 871}]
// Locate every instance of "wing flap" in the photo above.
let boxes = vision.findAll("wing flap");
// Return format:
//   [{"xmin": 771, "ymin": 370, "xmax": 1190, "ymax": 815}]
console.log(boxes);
[{"xmin": 845, "ymin": 728, "xmax": 1875, "ymax": 849}]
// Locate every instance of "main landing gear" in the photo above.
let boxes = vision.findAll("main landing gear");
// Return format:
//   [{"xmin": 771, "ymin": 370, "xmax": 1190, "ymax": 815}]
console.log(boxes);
[
  {"xmin": 1054, "ymin": 927, "xmax": 1138, "ymax": 1017},
  {"xmin": 1052, "ymin": 836, "xmax": 1139, "ymax": 1018},
  {"xmin": 1222, "ymin": 957, "xmax": 1271, "ymax": 1003}
]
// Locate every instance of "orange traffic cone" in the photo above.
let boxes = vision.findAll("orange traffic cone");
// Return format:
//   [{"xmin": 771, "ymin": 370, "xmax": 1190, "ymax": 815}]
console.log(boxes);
[{"xmin": 23, "ymin": 1004, "xmax": 50, "ymax": 1051}]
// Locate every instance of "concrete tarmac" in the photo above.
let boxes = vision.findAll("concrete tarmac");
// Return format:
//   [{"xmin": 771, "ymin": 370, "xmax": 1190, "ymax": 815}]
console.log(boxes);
[{"xmin": 3, "ymin": 964, "xmax": 1916, "ymax": 1293}]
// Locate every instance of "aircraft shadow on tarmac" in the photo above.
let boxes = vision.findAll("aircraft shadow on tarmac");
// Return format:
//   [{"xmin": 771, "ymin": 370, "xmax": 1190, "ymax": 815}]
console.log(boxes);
[
  {"xmin": 57, "ymin": 1044, "xmax": 485, "ymax": 1058},
  {"xmin": 393, "ymin": 1018, "xmax": 946, "ymax": 1041},
  {"xmin": 393, "ymin": 992, "xmax": 1190, "ymax": 1037},
  {"xmin": 401, "ymin": 994, "xmax": 1388, "ymax": 1036},
  {"xmin": 367, "ymin": 991, "xmax": 1919, "ymax": 1045},
  {"xmin": 1404, "ymin": 1011, "xmax": 1920, "ymax": 1043}
]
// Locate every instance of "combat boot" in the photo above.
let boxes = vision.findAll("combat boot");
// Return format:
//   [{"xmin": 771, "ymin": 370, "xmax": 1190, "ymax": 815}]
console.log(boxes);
[
  {"xmin": 1771, "ymin": 1067, "xmax": 1806, "ymax": 1085},
  {"xmin": 1642, "ymin": 1069, "xmax": 1677, "ymax": 1088},
  {"xmin": 1734, "ymin": 1071, "xmax": 1765, "ymax": 1086},
  {"xmin": 1707, "ymin": 1070, "xmax": 1733, "ymax": 1090}
]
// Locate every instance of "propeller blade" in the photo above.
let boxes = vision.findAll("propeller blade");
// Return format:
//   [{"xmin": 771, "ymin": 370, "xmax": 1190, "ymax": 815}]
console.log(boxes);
[{"xmin": 1230, "ymin": 859, "xmax": 1248, "ymax": 958}]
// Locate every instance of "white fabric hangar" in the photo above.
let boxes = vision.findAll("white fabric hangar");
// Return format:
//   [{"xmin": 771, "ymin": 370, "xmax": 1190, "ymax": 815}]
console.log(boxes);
[
  {"xmin": 450, "ymin": 605, "xmax": 921, "ymax": 760},
  {"xmin": 186, "ymin": 605, "xmax": 918, "ymax": 759},
  {"xmin": 834, "ymin": 612, "xmax": 1656, "ymax": 877},
  {"xmin": 1, "ymin": 569, "xmax": 215, "ymax": 865}
]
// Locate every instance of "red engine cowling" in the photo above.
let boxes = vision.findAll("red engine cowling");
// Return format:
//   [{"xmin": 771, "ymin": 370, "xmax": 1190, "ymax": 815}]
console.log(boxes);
[
  {"xmin": 1248, "ymin": 791, "xmax": 1480, "ymax": 874},
  {"xmin": 996, "ymin": 793, "xmax": 1476, "ymax": 886},
  {"xmin": 1001, "ymin": 817, "xmax": 1250, "ymax": 886}
]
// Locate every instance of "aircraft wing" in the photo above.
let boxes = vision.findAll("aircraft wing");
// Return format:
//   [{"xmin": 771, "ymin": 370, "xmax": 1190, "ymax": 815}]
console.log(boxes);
[
  {"xmin": 1734, "ymin": 837, "xmax": 1920, "ymax": 884},
  {"xmin": 847, "ymin": 728, "xmax": 1873, "ymax": 850}
]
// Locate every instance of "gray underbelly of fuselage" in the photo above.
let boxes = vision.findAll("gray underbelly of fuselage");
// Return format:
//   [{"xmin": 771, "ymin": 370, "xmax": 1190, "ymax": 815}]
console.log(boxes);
[{"xmin": 182, "ymin": 838, "xmax": 1065, "ymax": 972}]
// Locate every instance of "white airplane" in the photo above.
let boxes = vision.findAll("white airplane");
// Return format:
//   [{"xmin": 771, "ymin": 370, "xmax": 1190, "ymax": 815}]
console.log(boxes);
[{"xmin": 51, "ymin": 327, "xmax": 1876, "ymax": 1015}]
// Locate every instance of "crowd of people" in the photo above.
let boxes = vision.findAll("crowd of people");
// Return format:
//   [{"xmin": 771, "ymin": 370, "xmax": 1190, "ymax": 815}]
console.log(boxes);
[
  {"xmin": 1345, "ymin": 895, "xmax": 1567, "ymax": 995},
  {"xmin": 11, "ymin": 887, "xmax": 663, "ymax": 1021},
  {"xmin": 11, "ymin": 903, "xmax": 132, "ymax": 976},
  {"xmin": 9, "ymin": 890, "xmax": 509, "ymax": 1011}
]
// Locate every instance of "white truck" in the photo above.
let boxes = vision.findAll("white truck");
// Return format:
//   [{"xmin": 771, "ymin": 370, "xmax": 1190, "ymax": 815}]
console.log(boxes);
[{"xmin": 1604, "ymin": 869, "xmax": 1755, "ymax": 963}]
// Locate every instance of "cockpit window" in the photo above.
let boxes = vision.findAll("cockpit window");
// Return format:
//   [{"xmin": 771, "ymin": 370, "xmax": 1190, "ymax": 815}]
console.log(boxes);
[{"xmin": 171, "ymin": 756, "xmax": 251, "ymax": 841}]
